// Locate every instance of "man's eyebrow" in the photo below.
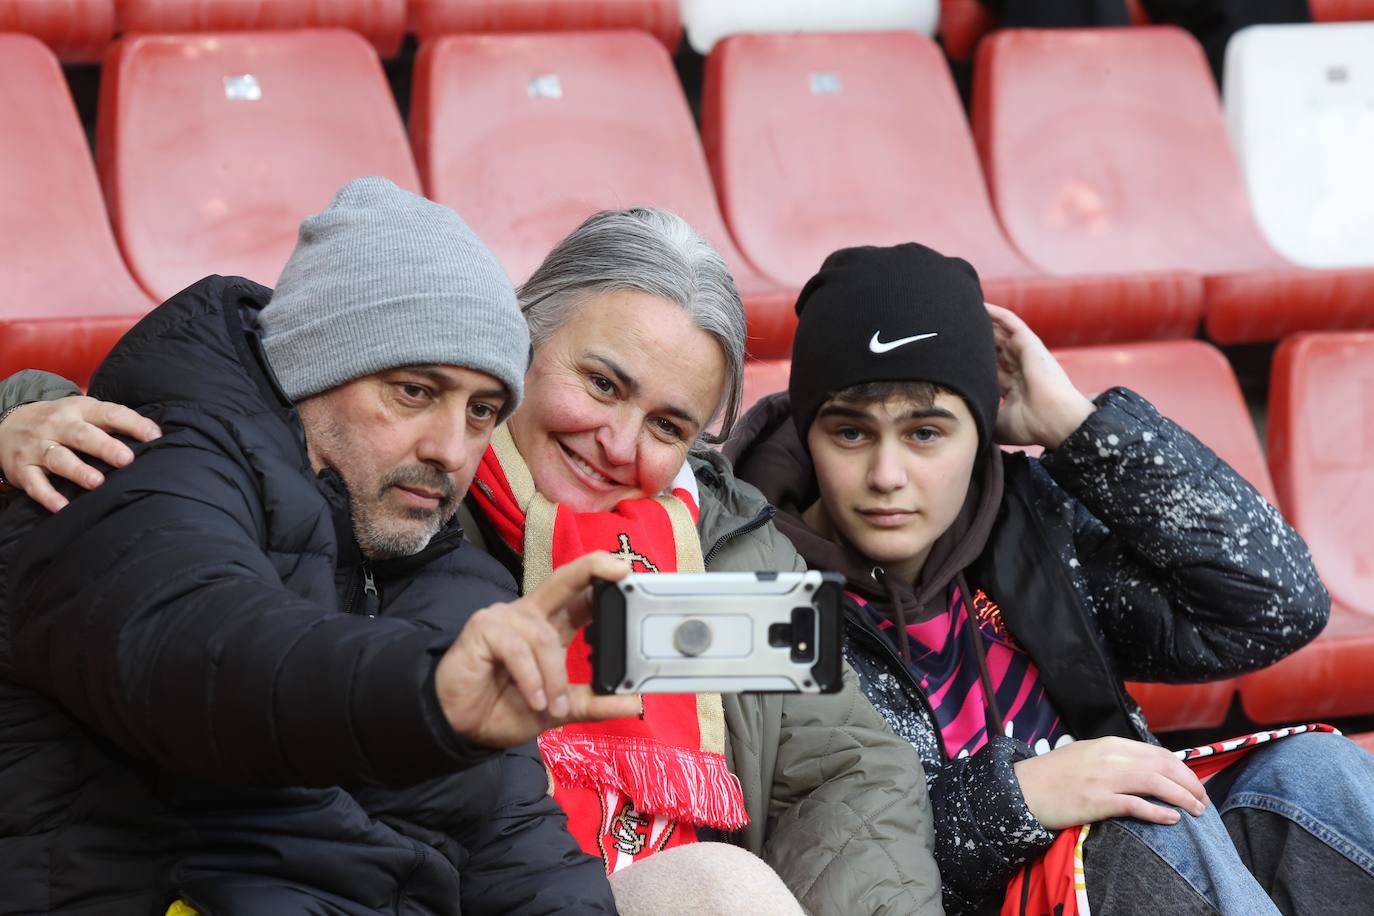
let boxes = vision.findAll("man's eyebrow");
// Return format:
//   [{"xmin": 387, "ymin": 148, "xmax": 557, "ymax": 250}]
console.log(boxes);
[
  {"xmin": 395, "ymin": 366, "xmax": 507, "ymax": 402},
  {"xmin": 815, "ymin": 403, "xmax": 958, "ymax": 423},
  {"xmin": 586, "ymin": 352, "xmax": 701, "ymax": 431}
]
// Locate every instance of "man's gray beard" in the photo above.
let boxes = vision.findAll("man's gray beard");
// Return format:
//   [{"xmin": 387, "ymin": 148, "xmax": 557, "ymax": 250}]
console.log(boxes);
[
  {"xmin": 353, "ymin": 510, "xmax": 445, "ymax": 560},
  {"xmin": 350, "ymin": 466, "xmax": 458, "ymax": 560}
]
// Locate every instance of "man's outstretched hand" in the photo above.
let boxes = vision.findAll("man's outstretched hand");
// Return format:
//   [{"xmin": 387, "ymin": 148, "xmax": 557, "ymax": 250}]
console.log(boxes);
[{"xmin": 434, "ymin": 551, "xmax": 640, "ymax": 748}]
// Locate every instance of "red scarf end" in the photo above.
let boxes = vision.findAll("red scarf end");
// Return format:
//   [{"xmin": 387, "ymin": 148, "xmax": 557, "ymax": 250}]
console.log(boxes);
[{"xmin": 540, "ymin": 732, "xmax": 751, "ymax": 831}]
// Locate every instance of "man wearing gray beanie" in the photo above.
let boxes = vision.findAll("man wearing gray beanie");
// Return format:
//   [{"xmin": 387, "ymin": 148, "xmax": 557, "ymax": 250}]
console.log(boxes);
[{"xmin": 0, "ymin": 177, "xmax": 634, "ymax": 915}]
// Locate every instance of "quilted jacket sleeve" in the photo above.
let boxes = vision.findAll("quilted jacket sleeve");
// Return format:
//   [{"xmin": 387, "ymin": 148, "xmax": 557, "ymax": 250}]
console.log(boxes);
[
  {"xmin": 759, "ymin": 677, "xmax": 946, "ymax": 916},
  {"xmin": 0, "ymin": 421, "xmax": 493, "ymax": 790},
  {"xmin": 0, "ymin": 369, "xmax": 82, "ymax": 412},
  {"xmin": 459, "ymin": 743, "xmax": 617, "ymax": 915},
  {"xmin": 1037, "ymin": 387, "xmax": 1329, "ymax": 682}
]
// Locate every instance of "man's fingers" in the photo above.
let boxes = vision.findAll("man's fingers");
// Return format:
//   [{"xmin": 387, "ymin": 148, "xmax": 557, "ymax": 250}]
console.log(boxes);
[
  {"xmin": 485, "ymin": 624, "xmax": 550, "ymax": 713},
  {"xmin": 524, "ymin": 552, "xmax": 629, "ymax": 621},
  {"xmin": 523, "ymin": 617, "xmax": 572, "ymax": 718},
  {"xmin": 567, "ymin": 686, "xmax": 641, "ymax": 724},
  {"xmin": 12, "ymin": 465, "xmax": 68, "ymax": 513},
  {"xmin": 94, "ymin": 400, "xmax": 161, "ymax": 444}
]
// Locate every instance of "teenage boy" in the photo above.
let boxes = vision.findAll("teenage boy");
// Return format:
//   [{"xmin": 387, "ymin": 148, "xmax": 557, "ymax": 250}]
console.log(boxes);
[{"xmin": 726, "ymin": 243, "xmax": 1374, "ymax": 916}]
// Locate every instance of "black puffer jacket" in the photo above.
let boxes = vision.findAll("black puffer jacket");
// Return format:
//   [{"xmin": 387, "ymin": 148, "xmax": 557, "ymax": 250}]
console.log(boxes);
[
  {"xmin": 727, "ymin": 388, "xmax": 1328, "ymax": 916},
  {"xmin": 0, "ymin": 276, "xmax": 615, "ymax": 915}
]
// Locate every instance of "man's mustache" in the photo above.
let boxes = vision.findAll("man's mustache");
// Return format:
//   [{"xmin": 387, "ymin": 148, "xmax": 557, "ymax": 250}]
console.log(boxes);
[{"xmin": 380, "ymin": 465, "xmax": 457, "ymax": 507}]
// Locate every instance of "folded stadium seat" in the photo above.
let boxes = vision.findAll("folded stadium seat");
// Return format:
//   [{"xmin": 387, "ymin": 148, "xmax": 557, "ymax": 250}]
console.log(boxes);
[
  {"xmin": 115, "ymin": 0, "xmax": 407, "ymax": 57},
  {"xmin": 1224, "ymin": 23, "xmax": 1374, "ymax": 269},
  {"xmin": 939, "ymin": 0, "xmax": 1151, "ymax": 60},
  {"xmin": 682, "ymin": 0, "xmax": 938, "ymax": 54},
  {"xmin": 0, "ymin": 34, "xmax": 154, "ymax": 386},
  {"xmin": 973, "ymin": 26, "xmax": 1374, "ymax": 344},
  {"xmin": 1310, "ymin": 0, "xmax": 1374, "ymax": 20},
  {"xmin": 411, "ymin": 30, "xmax": 796, "ymax": 356},
  {"xmin": 0, "ymin": 0, "xmax": 115, "ymax": 61},
  {"xmin": 700, "ymin": 31, "xmax": 1202, "ymax": 348},
  {"xmin": 1045, "ymin": 339, "xmax": 1277, "ymax": 731},
  {"xmin": 97, "ymin": 30, "xmax": 421, "ymax": 303},
  {"xmin": 411, "ymin": 0, "xmax": 682, "ymax": 50},
  {"xmin": 938, "ymin": 0, "xmax": 995, "ymax": 59},
  {"xmin": 1239, "ymin": 332, "xmax": 1374, "ymax": 723}
]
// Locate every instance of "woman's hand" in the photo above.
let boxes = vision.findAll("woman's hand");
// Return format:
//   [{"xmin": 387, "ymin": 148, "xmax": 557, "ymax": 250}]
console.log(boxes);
[
  {"xmin": 0, "ymin": 397, "xmax": 162, "ymax": 512},
  {"xmin": 1013, "ymin": 736, "xmax": 1209, "ymax": 831},
  {"xmin": 434, "ymin": 551, "xmax": 641, "ymax": 749},
  {"xmin": 987, "ymin": 303, "xmax": 1095, "ymax": 449}
]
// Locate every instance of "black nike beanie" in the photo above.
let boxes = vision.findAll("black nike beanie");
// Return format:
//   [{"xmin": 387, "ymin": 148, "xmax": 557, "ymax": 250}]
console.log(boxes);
[{"xmin": 788, "ymin": 243, "xmax": 1000, "ymax": 446}]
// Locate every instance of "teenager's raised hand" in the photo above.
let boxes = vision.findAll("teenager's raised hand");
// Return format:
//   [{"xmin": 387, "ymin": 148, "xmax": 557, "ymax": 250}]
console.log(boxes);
[
  {"xmin": 0, "ymin": 396, "xmax": 162, "ymax": 513},
  {"xmin": 434, "ymin": 551, "xmax": 641, "ymax": 749},
  {"xmin": 986, "ymin": 304, "xmax": 1095, "ymax": 449},
  {"xmin": 1013, "ymin": 736, "xmax": 1209, "ymax": 831}
]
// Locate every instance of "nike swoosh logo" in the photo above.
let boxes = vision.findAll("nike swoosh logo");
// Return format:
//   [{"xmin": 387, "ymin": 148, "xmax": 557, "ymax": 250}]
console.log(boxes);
[{"xmin": 869, "ymin": 331, "xmax": 939, "ymax": 354}]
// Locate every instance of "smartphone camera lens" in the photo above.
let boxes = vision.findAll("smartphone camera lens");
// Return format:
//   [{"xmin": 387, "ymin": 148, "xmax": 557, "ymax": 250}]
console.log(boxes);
[{"xmin": 790, "ymin": 608, "xmax": 816, "ymax": 663}]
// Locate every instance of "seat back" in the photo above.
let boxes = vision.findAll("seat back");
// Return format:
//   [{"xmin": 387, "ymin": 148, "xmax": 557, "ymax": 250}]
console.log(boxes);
[
  {"xmin": 0, "ymin": 34, "xmax": 152, "ymax": 384},
  {"xmin": 683, "ymin": 0, "xmax": 937, "ymax": 53},
  {"xmin": 0, "ymin": 0, "xmax": 115, "ymax": 60},
  {"xmin": 411, "ymin": 0, "xmax": 682, "ymax": 50},
  {"xmin": 98, "ymin": 30, "xmax": 420, "ymax": 303},
  {"xmin": 702, "ymin": 31, "xmax": 1032, "ymax": 290},
  {"xmin": 1311, "ymin": 0, "xmax": 1374, "ymax": 20},
  {"xmin": 973, "ymin": 26, "xmax": 1283, "ymax": 277},
  {"xmin": 1053, "ymin": 340, "xmax": 1277, "ymax": 502},
  {"xmin": 1050, "ymin": 339, "xmax": 1273, "ymax": 730},
  {"xmin": 1224, "ymin": 23, "xmax": 1374, "ymax": 269},
  {"xmin": 116, "ymin": 0, "xmax": 407, "ymax": 56},
  {"xmin": 1268, "ymin": 332, "xmax": 1374, "ymax": 617},
  {"xmin": 411, "ymin": 30, "xmax": 794, "ymax": 354}
]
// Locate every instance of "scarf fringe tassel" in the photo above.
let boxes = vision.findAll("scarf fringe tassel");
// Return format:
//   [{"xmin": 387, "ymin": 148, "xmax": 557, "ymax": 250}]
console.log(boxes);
[{"xmin": 540, "ymin": 731, "xmax": 750, "ymax": 831}]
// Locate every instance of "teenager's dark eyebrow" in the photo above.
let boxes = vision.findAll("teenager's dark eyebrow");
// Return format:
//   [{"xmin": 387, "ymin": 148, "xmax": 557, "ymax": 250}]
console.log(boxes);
[
  {"xmin": 815, "ymin": 404, "xmax": 874, "ymax": 421},
  {"xmin": 899, "ymin": 406, "xmax": 958, "ymax": 422},
  {"xmin": 587, "ymin": 352, "xmax": 701, "ymax": 430}
]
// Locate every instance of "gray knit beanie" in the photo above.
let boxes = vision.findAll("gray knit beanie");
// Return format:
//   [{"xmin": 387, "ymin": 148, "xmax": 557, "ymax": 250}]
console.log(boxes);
[{"xmin": 260, "ymin": 176, "xmax": 528, "ymax": 418}]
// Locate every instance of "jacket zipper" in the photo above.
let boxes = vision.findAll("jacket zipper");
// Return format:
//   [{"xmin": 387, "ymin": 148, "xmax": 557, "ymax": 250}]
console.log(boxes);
[
  {"xmin": 342, "ymin": 562, "xmax": 380, "ymax": 617},
  {"xmin": 361, "ymin": 563, "xmax": 379, "ymax": 618},
  {"xmin": 702, "ymin": 505, "xmax": 775, "ymax": 567},
  {"xmin": 847, "ymin": 616, "xmax": 949, "ymax": 764}
]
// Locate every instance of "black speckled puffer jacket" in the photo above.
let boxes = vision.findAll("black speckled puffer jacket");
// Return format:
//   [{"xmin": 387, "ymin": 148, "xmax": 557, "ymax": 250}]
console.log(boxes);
[{"xmin": 726, "ymin": 387, "xmax": 1329, "ymax": 916}]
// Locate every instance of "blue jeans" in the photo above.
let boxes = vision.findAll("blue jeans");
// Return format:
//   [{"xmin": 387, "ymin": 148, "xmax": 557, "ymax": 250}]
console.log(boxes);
[{"xmin": 1084, "ymin": 732, "xmax": 1374, "ymax": 916}]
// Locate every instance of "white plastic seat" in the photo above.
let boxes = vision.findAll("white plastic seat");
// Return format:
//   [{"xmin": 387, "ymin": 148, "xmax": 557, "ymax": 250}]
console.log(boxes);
[
  {"xmin": 681, "ymin": 0, "xmax": 937, "ymax": 54},
  {"xmin": 1224, "ymin": 22, "xmax": 1374, "ymax": 268}
]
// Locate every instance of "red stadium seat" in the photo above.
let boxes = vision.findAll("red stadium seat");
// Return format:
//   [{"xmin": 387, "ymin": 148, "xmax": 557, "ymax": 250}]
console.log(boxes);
[
  {"xmin": 1239, "ymin": 332, "xmax": 1374, "ymax": 723},
  {"xmin": 98, "ymin": 30, "xmax": 421, "ymax": 303},
  {"xmin": 1047, "ymin": 339, "xmax": 1278, "ymax": 730},
  {"xmin": 973, "ymin": 26, "xmax": 1374, "ymax": 344},
  {"xmin": 411, "ymin": 0, "xmax": 682, "ymax": 50},
  {"xmin": 939, "ymin": 0, "xmax": 1150, "ymax": 60},
  {"xmin": 411, "ymin": 31, "xmax": 795, "ymax": 356},
  {"xmin": 116, "ymin": 0, "xmax": 407, "ymax": 57},
  {"xmin": 701, "ymin": 32, "xmax": 1201, "ymax": 348},
  {"xmin": 0, "ymin": 0, "xmax": 115, "ymax": 61},
  {"xmin": 938, "ymin": 0, "xmax": 994, "ymax": 59},
  {"xmin": 0, "ymin": 34, "xmax": 153, "ymax": 386},
  {"xmin": 1310, "ymin": 0, "xmax": 1374, "ymax": 20}
]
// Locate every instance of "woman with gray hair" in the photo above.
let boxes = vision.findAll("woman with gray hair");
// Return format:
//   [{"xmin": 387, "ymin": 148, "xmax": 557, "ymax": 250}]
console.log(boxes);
[{"xmin": 0, "ymin": 207, "xmax": 944, "ymax": 916}]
